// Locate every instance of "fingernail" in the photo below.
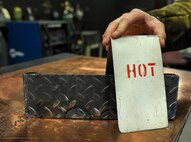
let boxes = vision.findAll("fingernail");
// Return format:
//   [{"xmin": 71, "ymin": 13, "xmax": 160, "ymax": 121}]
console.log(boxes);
[
  {"xmin": 102, "ymin": 37, "xmax": 107, "ymax": 45},
  {"xmin": 160, "ymin": 39, "xmax": 165, "ymax": 48}
]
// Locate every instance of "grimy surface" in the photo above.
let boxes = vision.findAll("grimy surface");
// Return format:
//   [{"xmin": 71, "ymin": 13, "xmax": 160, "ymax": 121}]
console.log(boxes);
[{"xmin": 0, "ymin": 55, "xmax": 191, "ymax": 142}]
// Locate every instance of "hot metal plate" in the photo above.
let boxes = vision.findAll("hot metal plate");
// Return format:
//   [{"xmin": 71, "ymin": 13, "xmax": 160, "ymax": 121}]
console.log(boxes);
[
  {"xmin": 24, "ymin": 74, "xmax": 117, "ymax": 119},
  {"xmin": 23, "ymin": 73, "xmax": 179, "ymax": 120}
]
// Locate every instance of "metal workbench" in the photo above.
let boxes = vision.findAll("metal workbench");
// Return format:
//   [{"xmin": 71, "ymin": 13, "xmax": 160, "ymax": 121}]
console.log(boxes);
[{"xmin": 0, "ymin": 53, "xmax": 191, "ymax": 142}]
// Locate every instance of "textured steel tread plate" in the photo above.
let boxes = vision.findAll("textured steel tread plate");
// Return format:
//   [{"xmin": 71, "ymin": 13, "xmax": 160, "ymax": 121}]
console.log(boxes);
[{"xmin": 23, "ymin": 73, "xmax": 179, "ymax": 120}]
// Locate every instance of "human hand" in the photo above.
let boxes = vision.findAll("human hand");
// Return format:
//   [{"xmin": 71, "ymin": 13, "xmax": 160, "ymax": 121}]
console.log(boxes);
[{"xmin": 102, "ymin": 8, "xmax": 166, "ymax": 51}]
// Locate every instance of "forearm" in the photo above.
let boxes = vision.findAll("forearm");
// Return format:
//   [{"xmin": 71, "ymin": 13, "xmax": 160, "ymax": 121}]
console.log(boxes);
[{"xmin": 149, "ymin": 0, "xmax": 191, "ymax": 52}]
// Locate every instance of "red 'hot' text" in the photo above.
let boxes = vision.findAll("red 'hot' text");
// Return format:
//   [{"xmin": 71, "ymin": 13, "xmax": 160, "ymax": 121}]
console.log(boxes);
[{"xmin": 127, "ymin": 63, "xmax": 156, "ymax": 78}]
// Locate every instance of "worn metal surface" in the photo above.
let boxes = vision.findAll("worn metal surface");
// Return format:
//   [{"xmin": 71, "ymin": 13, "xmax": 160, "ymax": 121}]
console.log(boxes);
[
  {"xmin": 165, "ymin": 74, "xmax": 179, "ymax": 119},
  {"xmin": 0, "ymin": 55, "xmax": 191, "ymax": 142},
  {"xmin": 24, "ymin": 74, "xmax": 116, "ymax": 119},
  {"xmin": 23, "ymin": 73, "xmax": 178, "ymax": 120}
]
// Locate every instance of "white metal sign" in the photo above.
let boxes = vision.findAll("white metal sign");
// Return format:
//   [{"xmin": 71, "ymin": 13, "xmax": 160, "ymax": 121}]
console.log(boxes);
[{"xmin": 111, "ymin": 35, "xmax": 168, "ymax": 133}]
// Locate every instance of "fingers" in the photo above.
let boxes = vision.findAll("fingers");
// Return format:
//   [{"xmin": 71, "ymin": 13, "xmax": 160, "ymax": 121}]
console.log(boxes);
[
  {"xmin": 111, "ymin": 9, "xmax": 145, "ymax": 38},
  {"xmin": 155, "ymin": 22, "xmax": 166, "ymax": 47},
  {"xmin": 122, "ymin": 9, "xmax": 166, "ymax": 47},
  {"xmin": 111, "ymin": 14, "xmax": 129, "ymax": 38},
  {"xmin": 102, "ymin": 8, "xmax": 166, "ymax": 50},
  {"xmin": 102, "ymin": 17, "xmax": 121, "ymax": 48},
  {"xmin": 146, "ymin": 16, "xmax": 166, "ymax": 47},
  {"xmin": 102, "ymin": 8, "xmax": 146, "ymax": 47},
  {"xmin": 102, "ymin": 13, "xmax": 132, "ymax": 50},
  {"xmin": 157, "ymin": 30, "xmax": 166, "ymax": 48}
]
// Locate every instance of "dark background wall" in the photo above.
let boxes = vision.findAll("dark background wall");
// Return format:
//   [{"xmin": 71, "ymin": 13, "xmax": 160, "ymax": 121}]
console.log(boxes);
[{"xmin": 2, "ymin": 0, "xmax": 166, "ymax": 34}]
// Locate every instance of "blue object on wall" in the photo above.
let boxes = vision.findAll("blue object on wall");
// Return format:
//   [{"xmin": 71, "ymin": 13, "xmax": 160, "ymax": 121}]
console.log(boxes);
[{"xmin": 6, "ymin": 21, "xmax": 44, "ymax": 64}]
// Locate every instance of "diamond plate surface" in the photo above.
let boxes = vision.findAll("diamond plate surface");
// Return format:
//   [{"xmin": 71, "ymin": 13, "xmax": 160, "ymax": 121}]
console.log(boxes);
[
  {"xmin": 24, "ymin": 73, "xmax": 179, "ymax": 120},
  {"xmin": 24, "ymin": 73, "xmax": 117, "ymax": 119},
  {"xmin": 164, "ymin": 74, "xmax": 179, "ymax": 119}
]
